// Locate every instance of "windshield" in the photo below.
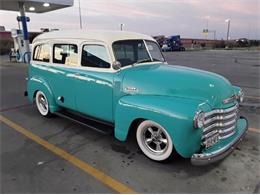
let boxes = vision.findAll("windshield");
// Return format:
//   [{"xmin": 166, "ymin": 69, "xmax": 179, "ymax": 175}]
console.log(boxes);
[{"xmin": 112, "ymin": 40, "xmax": 165, "ymax": 67}]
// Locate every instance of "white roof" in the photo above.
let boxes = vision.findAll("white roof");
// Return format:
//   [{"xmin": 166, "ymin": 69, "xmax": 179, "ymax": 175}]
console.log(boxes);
[{"xmin": 33, "ymin": 30, "xmax": 155, "ymax": 44}]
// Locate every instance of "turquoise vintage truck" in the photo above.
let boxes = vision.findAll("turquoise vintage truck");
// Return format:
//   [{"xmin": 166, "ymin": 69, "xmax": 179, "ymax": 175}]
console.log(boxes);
[{"xmin": 27, "ymin": 30, "xmax": 248, "ymax": 165}]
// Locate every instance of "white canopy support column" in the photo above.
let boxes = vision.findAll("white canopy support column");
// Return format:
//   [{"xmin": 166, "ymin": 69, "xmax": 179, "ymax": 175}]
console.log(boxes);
[{"xmin": 18, "ymin": 2, "xmax": 30, "ymax": 56}]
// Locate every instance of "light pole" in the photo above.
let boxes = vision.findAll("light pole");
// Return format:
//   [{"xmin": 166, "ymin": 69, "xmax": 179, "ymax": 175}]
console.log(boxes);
[
  {"xmin": 205, "ymin": 16, "xmax": 210, "ymax": 39},
  {"xmin": 120, "ymin": 23, "xmax": 124, "ymax": 31},
  {"xmin": 225, "ymin": 19, "xmax": 230, "ymax": 41},
  {"xmin": 78, "ymin": 0, "xmax": 82, "ymax": 29}
]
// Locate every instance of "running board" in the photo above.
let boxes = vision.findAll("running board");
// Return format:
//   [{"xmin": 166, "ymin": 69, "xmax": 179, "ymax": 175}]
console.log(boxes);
[{"xmin": 54, "ymin": 109, "xmax": 114, "ymax": 135}]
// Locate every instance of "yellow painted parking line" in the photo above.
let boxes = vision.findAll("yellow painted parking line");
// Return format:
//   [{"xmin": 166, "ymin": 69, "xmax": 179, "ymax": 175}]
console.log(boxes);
[
  {"xmin": 249, "ymin": 127, "xmax": 260, "ymax": 134},
  {"xmin": 0, "ymin": 115, "xmax": 137, "ymax": 194},
  {"xmin": 245, "ymin": 96, "xmax": 260, "ymax": 100}
]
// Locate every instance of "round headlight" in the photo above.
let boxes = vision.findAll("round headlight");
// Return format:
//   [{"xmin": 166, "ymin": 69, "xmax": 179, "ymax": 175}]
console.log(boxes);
[
  {"xmin": 194, "ymin": 111, "xmax": 205, "ymax": 129},
  {"xmin": 238, "ymin": 89, "xmax": 244, "ymax": 103}
]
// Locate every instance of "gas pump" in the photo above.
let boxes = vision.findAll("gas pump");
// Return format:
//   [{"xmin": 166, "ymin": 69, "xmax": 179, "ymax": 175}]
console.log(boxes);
[{"xmin": 10, "ymin": 15, "xmax": 31, "ymax": 63}]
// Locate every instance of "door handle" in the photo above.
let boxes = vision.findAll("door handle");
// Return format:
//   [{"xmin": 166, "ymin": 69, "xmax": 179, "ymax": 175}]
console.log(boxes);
[{"xmin": 72, "ymin": 73, "xmax": 87, "ymax": 81}]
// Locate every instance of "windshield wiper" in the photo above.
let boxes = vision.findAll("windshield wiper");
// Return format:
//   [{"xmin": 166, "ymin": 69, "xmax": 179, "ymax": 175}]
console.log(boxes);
[{"xmin": 133, "ymin": 58, "xmax": 152, "ymax": 66}]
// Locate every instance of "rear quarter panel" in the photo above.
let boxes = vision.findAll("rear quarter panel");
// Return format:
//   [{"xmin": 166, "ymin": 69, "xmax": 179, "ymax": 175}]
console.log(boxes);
[{"xmin": 27, "ymin": 63, "xmax": 59, "ymax": 113}]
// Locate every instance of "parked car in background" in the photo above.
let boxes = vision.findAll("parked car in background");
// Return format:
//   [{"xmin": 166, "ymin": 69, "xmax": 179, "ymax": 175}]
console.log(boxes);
[
  {"xmin": 26, "ymin": 30, "xmax": 248, "ymax": 165},
  {"xmin": 235, "ymin": 38, "xmax": 249, "ymax": 47}
]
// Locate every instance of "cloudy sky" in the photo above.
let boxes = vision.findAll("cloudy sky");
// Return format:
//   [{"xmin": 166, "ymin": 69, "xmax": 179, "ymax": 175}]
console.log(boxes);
[{"xmin": 0, "ymin": 0, "xmax": 259, "ymax": 39}]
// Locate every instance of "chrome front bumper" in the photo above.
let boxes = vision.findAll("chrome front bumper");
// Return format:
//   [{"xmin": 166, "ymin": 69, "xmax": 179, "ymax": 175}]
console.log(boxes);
[{"xmin": 191, "ymin": 116, "xmax": 248, "ymax": 166}]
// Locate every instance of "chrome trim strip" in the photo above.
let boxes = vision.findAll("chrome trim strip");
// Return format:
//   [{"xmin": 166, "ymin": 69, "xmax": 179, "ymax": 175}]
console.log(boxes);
[
  {"xmin": 204, "ymin": 104, "xmax": 238, "ymax": 118},
  {"xmin": 202, "ymin": 125, "xmax": 235, "ymax": 141},
  {"xmin": 202, "ymin": 126, "xmax": 236, "ymax": 141},
  {"xmin": 219, "ymin": 125, "xmax": 236, "ymax": 134},
  {"xmin": 219, "ymin": 130, "xmax": 236, "ymax": 139},
  {"xmin": 203, "ymin": 119, "xmax": 237, "ymax": 132},
  {"xmin": 223, "ymin": 95, "xmax": 237, "ymax": 104},
  {"xmin": 201, "ymin": 130, "xmax": 219, "ymax": 140},
  {"xmin": 204, "ymin": 112, "xmax": 237, "ymax": 125}
]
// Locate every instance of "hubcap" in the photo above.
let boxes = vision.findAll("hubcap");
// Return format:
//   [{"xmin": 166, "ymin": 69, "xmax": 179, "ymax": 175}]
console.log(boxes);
[
  {"xmin": 142, "ymin": 126, "xmax": 168, "ymax": 154},
  {"xmin": 37, "ymin": 93, "xmax": 48, "ymax": 113}
]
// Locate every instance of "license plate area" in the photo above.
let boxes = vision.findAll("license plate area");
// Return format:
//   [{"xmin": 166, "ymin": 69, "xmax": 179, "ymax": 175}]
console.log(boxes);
[{"xmin": 205, "ymin": 133, "xmax": 219, "ymax": 148}]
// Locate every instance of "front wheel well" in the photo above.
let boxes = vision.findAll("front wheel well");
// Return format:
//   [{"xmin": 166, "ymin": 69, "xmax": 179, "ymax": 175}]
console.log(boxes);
[{"xmin": 126, "ymin": 118, "xmax": 145, "ymax": 140}]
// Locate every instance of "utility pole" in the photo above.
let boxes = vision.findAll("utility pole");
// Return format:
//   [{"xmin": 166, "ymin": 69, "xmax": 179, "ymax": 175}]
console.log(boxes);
[
  {"xmin": 213, "ymin": 30, "xmax": 216, "ymax": 40},
  {"xmin": 205, "ymin": 16, "xmax": 210, "ymax": 40},
  {"xmin": 78, "ymin": 0, "xmax": 82, "ymax": 29}
]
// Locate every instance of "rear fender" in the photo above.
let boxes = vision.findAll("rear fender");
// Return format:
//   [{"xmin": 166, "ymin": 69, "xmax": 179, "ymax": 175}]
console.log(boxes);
[{"xmin": 27, "ymin": 76, "xmax": 59, "ymax": 113}]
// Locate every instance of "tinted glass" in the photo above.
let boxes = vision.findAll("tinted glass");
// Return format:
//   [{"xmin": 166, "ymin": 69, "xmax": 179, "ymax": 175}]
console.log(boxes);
[
  {"xmin": 53, "ymin": 44, "xmax": 78, "ymax": 66},
  {"xmin": 81, "ymin": 45, "xmax": 110, "ymax": 68},
  {"xmin": 33, "ymin": 44, "xmax": 50, "ymax": 62},
  {"xmin": 112, "ymin": 40, "xmax": 150, "ymax": 67}
]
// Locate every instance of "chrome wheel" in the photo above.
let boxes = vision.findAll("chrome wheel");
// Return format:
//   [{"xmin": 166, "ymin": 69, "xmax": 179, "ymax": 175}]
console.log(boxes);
[
  {"xmin": 143, "ymin": 126, "xmax": 168, "ymax": 154},
  {"xmin": 36, "ymin": 91, "xmax": 49, "ymax": 116},
  {"xmin": 136, "ymin": 120, "xmax": 173, "ymax": 161}
]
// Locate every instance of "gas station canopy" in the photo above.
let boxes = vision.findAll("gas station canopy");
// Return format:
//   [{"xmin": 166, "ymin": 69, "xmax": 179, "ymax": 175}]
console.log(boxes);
[
  {"xmin": 0, "ymin": 0, "xmax": 74, "ymax": 62},
  {"xmin": 0, "ymin": 0, "xmax": 74, "ymax": 13}
]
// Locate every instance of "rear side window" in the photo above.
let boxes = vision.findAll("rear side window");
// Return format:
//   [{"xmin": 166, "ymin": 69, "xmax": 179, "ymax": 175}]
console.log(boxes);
[
  {"xmin": 53, "ymin": 44, "xmax": 78, "ymax": 66},
  {"xmin": 33, "ymin": 44, "xmax": 50, "ymax": 62},
  {"xmin": 81, "ymin": 45, "xmax": 110, "ymax": 68}
]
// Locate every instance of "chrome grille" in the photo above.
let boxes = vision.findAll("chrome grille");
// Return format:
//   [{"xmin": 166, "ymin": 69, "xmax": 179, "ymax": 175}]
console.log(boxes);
[{"xmin": 202, "ymin": 104, "xmax": 239, "ymax": 147}]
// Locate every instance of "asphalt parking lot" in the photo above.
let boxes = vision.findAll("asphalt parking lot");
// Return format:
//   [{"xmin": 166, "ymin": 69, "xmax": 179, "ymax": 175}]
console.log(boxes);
[{"xmin": 0, "ymin": 50, "xmax": 259, "ymax": 193}]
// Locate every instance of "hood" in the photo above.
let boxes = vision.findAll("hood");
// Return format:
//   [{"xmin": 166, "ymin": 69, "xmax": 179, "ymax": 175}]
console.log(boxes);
[{"xmin": 122, "ymin": 63, "xmax": 235, "ymax": 108}]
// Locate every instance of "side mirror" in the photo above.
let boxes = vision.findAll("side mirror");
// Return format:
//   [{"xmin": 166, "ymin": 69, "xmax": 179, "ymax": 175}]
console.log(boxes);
[{"xmin": 112, "ymin": 61, "xmax": 121, "ymax": 70}]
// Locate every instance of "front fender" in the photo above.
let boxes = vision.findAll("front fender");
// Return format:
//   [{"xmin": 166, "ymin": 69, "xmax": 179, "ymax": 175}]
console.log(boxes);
[
  {"xmin": 114, "ymin": 95, "xmax": 211, "ymax": 158},
  {"xmin": 27, "ymin": 76, "xmax": 59, "ymax": 113},
  {"xmin": 233, "ymin": 86, "xmax": 241, "ymax": 94}
]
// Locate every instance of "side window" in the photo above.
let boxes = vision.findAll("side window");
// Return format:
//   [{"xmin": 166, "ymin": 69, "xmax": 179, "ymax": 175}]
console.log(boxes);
[
  {"xmin": 146, "ymin": 41, "xmax": 165, "ymax": 62},
  {"xmin": 53, "ymin": 44, "xmax": 78, "ymax": 66},
  {"xmin": 33, "ymin": 44, "xmax": 50, "ymax": 62},
  {"xmin": 81, "ymin": 45, "xmax": 110, "ymax": 68}
]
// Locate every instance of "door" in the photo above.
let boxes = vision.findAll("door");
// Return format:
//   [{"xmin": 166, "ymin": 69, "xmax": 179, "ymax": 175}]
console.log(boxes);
[
  {"xmin": 49, "ymin": 43, "xmax": 80, "ymax": 110},
  {"xmin": 74, "ymin": 43, "xmax": 114, "ymax": 122}
]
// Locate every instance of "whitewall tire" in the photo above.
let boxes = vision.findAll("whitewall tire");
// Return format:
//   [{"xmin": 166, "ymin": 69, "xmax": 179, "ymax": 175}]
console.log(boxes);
[
  {"xmin": 136, "ymin": 120, "xmax": 173, "ymax": 161},
  {"xmin": 35, "ymin": 91, "xmax": 51, "ymax": 117}
]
